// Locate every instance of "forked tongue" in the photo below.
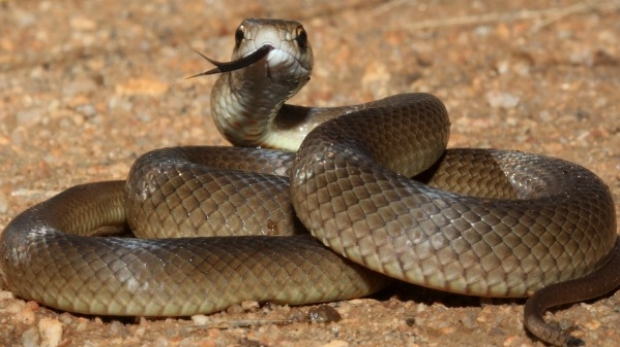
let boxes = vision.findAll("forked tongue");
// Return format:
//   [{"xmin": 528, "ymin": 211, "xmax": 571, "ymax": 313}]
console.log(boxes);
[{"xmin": 187, "ymin": 45, "xmax": 274, "ymax": 78}]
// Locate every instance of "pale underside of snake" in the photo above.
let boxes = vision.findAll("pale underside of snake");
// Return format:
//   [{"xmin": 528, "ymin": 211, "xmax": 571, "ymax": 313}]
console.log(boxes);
[{"xmin": 1, "ymin": 18, "xmax": 619, "ymax": 347}]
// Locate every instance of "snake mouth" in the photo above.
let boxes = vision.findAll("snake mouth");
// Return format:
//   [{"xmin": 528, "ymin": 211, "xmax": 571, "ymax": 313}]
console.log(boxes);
[{"xmin": 187, "ymin": 44, "xmax": 274, "ymax": 78}]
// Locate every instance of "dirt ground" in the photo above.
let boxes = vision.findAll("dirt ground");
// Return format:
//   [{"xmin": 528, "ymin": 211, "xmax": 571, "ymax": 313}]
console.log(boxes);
[{"xmin": 1, "ymin": 0, "xmax": 620, "ymax": 346}]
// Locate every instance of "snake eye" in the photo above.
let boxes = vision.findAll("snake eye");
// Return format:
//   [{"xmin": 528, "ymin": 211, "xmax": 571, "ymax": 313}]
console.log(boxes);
[
  {"xmin": 234, "ymin": 25, "xmax": 245, "ymax": 46},
  {"xmin": 295, "ymin": 25, "xmax": 308, "ymax": 50}
]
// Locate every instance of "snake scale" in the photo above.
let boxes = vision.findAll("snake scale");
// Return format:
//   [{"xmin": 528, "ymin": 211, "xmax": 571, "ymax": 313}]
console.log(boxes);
[{"xmin": 1, "ymin": 19, "xmax": 619, "ymax": 347}]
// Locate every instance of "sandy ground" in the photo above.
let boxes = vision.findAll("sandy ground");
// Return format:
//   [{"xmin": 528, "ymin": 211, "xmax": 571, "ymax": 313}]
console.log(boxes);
[{"xmin": 1, "ymin": 0, "xmax": 620, "ymax": 346}]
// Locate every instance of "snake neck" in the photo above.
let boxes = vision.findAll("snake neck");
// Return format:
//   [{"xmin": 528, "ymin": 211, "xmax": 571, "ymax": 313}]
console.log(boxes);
[{"xmin": 210, "ymin": 49, "xmax": 312, "ymax": 151}]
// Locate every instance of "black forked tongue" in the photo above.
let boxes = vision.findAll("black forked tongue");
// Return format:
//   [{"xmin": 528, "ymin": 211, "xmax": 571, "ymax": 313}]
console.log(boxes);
[{"xmin": 186, "ymin": 45, "xmax": 274, "ymax": 78}]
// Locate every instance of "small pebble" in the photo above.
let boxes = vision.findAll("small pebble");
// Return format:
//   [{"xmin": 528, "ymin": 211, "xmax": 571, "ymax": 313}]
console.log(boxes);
[
  {"xmin": 109, "ymin": 320, "xmax": 128, "ymax": 337},
  {"xmin": 38, "ymin": 317, "xmax": 63, "ymax": 347},
  {"xmin": 226, "ymin": 304, "xmax": 245, "ymax": 314},
  {"xmin": 19, "ymin": 307, "xmax": 36, "ymax": 325},
  {"xmin": 460, "ymin": 313, "xmax": 477, "ymax": 329},
  {"xmin": 22, "ymin": 327, "xmax": 40, "ymax": 347},
  {"xmin": 57, "ymin": 313, "xmax": 74, "ymax": 325},
  {"xmin": 75, "ymin": 319, "xmax": 89, "ymax": 333},
  {"xmin": 308, "ymin": 305, "xmax": 341, "ymax": 323},
  {"xmin": 0, "ymin": 291, "xmax": 18, "ymax": 303},
  {"xmin": 285, "ymin": 307, "xmax": 308, "ymax": 322},
  {"xmin": 191, "ymin": 314, "xmax": 209, "ymax": 325},
  {"xmin": 241, "ymin": 300, "xmax": 260, "ymax": 311}
]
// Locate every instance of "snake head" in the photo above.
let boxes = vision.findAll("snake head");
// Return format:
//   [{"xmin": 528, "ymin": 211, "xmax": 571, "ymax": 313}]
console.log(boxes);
[{"xmin": 187, "ymin": 19, "xmax": 313, "ymax": 84}]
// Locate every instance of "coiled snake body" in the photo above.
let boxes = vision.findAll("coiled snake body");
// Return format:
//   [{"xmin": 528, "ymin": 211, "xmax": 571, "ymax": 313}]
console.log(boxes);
[{"xmin": 1, "ymin": 19, "xmax": 619, "ymax": 347}]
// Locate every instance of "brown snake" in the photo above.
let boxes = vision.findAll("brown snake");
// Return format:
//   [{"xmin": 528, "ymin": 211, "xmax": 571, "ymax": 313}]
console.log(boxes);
[{"xmin": 1, "ymin": 18, "xmax": 619, "ymax": 347}]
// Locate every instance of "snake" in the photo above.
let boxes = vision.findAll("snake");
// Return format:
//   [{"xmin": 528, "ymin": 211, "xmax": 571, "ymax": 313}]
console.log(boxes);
[{"xmin": 1, "ymin": 18, "xmax": 619, "ymax": 347}]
